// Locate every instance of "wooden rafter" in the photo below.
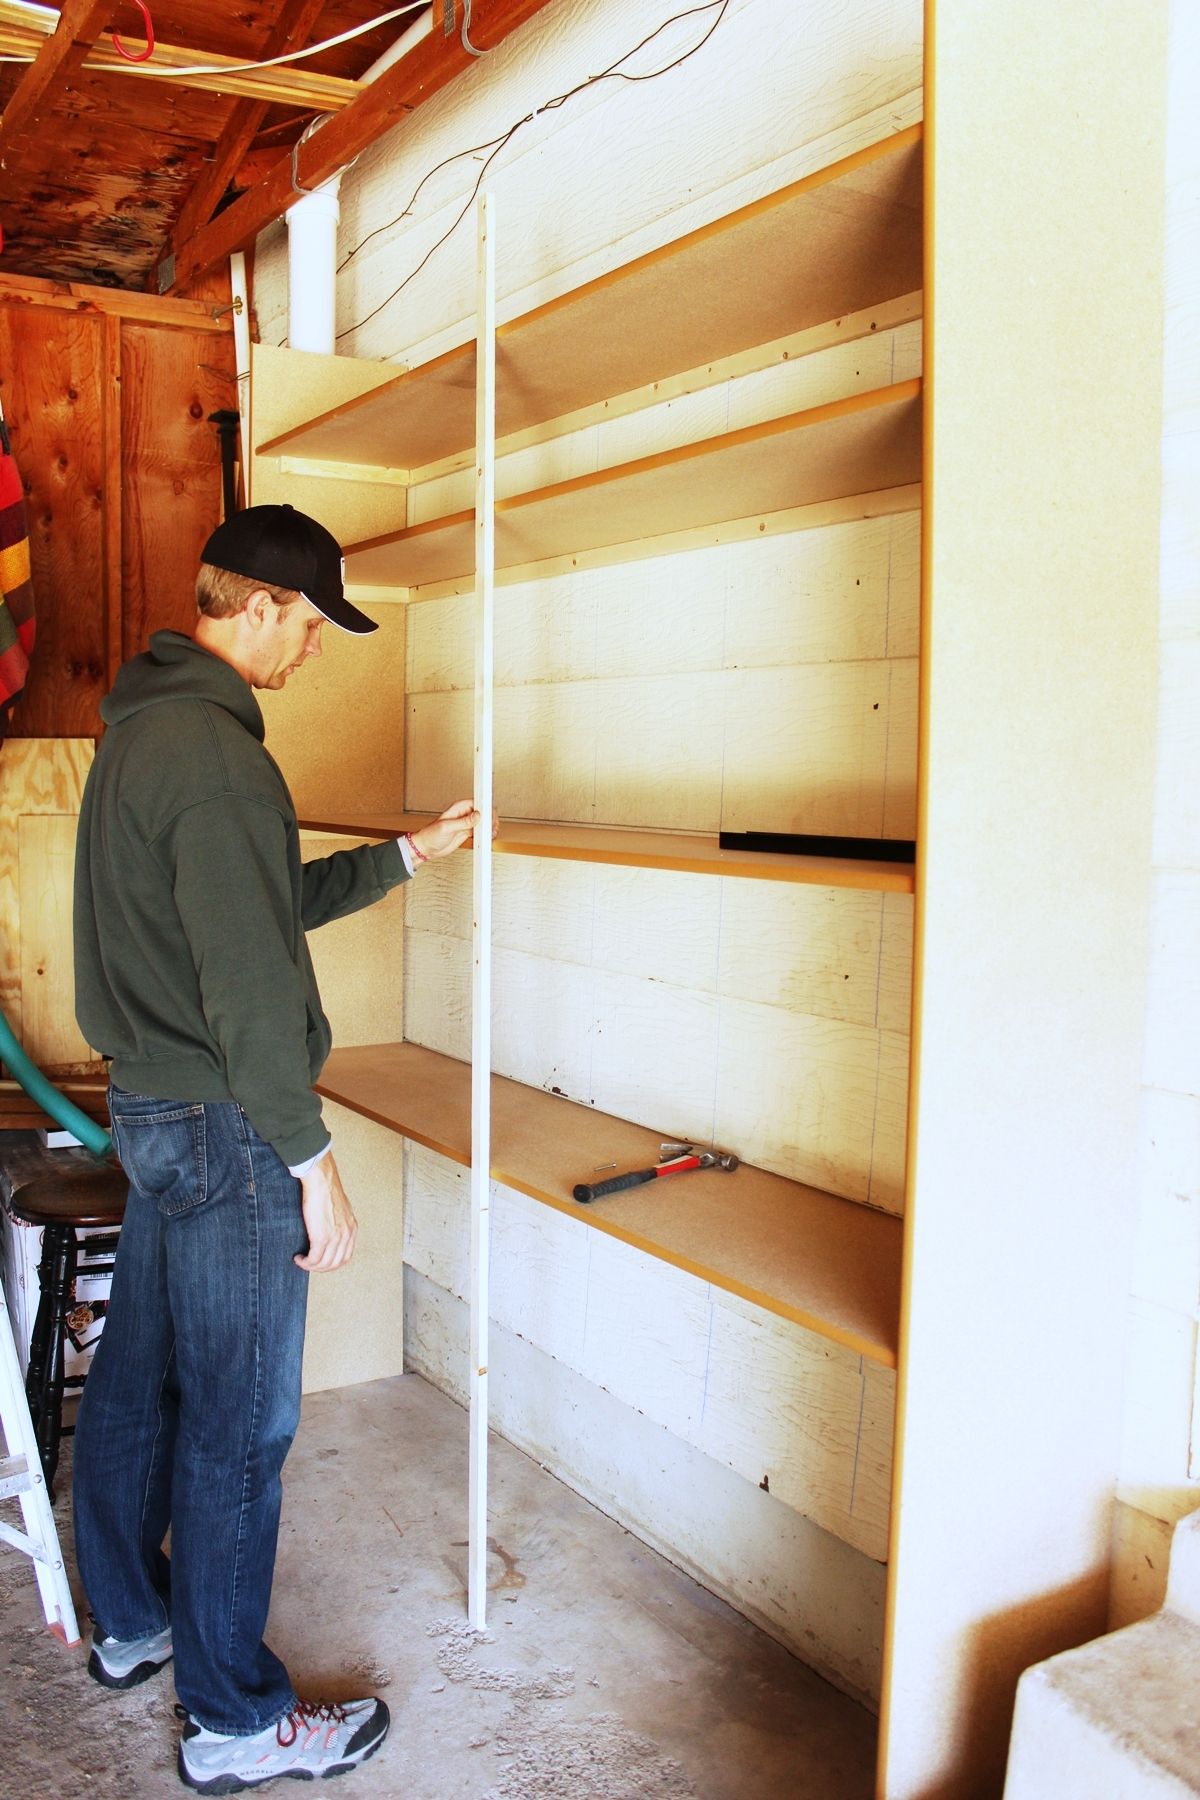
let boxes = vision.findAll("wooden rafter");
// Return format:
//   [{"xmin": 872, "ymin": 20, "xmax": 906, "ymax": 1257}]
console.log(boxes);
[
  {"xmin": 163, "ymin": 0, "xmax": 560, "ymax": 295},
  {"xmin": 171, "ymin": 0, "xmax": 332, "ymax": 251},
  {"xmin": 0, "ymin": 0, "xmax": 111, "ymax": 173},
  {"xmin": 0, "ymin": 5, "xmax": 362, "ymax": 112}
]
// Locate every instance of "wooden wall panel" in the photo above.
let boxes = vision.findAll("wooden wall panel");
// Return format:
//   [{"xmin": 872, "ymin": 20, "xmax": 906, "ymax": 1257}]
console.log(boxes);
[
  {"xmin": 0, "ymin": 737, "xmax": 93, "ymax": 1043},
  {"xmin": 0, "ymin": 286, "xmax": 236, "ymax": 737},
  {"xmin": 0, "ymin": 306, "xmax": 114, "ymax": 737},
  {"xmin": 119, "ymin": 323, "xmax": 237, "ymax": 657},
  {"xmin": 17, "ymin": 813, "xmax": 93, "ymax": 1067}
]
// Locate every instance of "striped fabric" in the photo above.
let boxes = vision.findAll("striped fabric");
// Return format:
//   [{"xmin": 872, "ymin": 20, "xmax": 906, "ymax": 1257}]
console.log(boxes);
[{"xmin": 0, "ymin": 441, "xmax": 35, "ymax": 734}]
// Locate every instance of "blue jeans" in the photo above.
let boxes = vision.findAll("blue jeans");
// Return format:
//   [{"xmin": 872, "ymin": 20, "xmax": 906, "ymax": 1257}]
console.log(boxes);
[{"xmin": 73, "ymin": 1089, "xmax": 310, "ymax": 1733}]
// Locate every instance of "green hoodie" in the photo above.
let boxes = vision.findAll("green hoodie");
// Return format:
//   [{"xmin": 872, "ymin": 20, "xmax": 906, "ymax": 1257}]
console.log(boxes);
[{"xmin": 73, "ymin": 630, "xmax": 409, "ymax": 1167}]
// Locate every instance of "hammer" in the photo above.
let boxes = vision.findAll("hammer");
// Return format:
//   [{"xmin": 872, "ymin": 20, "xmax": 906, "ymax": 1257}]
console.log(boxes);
[{"xmin": 573, "ymin": 1142, "xmax": 739, "ymax": 1204}]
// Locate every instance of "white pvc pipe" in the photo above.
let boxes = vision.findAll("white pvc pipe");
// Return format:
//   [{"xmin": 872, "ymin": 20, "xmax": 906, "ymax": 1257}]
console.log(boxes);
[
  {"xmin": 284, "ymin": 5, "xmax": 433, "ymax": 354},
  {"xmin": 287, "ymin": 171, "xmax": 342, "ymax": 354}
]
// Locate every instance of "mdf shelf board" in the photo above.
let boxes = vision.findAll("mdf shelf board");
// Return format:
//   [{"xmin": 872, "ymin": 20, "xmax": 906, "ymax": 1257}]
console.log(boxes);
[
  {"xmin": 295, "ymin": 812, "xmax": 917, "ymax": 893},
  {"xmin": 344, "ymin": 382, "xmax": 923, "ymax": 589},
  {"xmin": 258, "ymin": 127, "xmax": 922, "ymax": 474},
  {"xmin": 315, "ymin": 1041, "xmax": 903, "ymax": 1366}
]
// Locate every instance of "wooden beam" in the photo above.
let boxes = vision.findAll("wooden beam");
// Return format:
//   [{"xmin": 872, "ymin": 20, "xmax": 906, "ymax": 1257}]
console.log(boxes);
[
  {"xmin": 171, "ymin": 0, "xmax": 332, "ymax": 250},
  {"xmin": 163, "ymin": 0, "xmax": 560, "ymax": 294},
  {"xmin": 0, "ymin": 270, "xmax": 230, "ymax": 332},
  {"xmin": 0, "ymin": 0, "xmax": 111, "ymax": 174},
  {"xmin": 0, "ymin": 5, "xmax": 361, "ymax": 111}
]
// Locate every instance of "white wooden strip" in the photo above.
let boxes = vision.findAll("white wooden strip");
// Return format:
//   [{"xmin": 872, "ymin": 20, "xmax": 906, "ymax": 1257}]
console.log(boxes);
[{"xmin": 467, "ymin": 191, "xmax": 497, "ymax": 1633}]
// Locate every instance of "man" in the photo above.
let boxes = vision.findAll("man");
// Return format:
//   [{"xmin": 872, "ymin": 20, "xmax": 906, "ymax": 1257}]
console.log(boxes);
[{"xmin": 71, "ymin": 503, "xmax": 480, "ymax": 1793}]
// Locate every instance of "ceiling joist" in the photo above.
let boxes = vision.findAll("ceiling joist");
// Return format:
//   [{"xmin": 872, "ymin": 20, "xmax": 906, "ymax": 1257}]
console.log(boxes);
[
  {"xmin": 170, "ymin": 0, "xmax": 335, "ymax": 250},
  {"xmin": 163, "ymin": 0, "xmax": 559, "ymax": 294},
  {"xmin": 0, "ymin": 4, "xmax": 364, "ymax": 112},
  {"xmin": 0, "ymin": 0, "xmax": 110, "ymax": 172}
]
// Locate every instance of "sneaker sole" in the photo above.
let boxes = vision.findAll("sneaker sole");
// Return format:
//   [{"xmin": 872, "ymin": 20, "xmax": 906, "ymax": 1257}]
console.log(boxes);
[
  {"xmin": 88, "ymin": 1647, "xmax": 174, "ymax": 1690},
  {"xmin": 176, "ymin": 1720, "xmax": 388, "ymax": 1795}
]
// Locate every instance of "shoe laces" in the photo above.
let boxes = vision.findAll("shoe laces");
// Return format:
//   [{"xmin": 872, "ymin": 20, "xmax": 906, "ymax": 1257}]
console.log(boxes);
[{"xmin": 277, "ymin": 1700, "xmax": 349, "ymax": 1752}]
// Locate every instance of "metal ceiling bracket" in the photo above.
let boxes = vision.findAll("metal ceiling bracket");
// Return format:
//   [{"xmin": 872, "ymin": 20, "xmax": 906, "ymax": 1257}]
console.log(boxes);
[{"xmin": 156, "ymin": 253, "xmax": 176, "ymax": 295}]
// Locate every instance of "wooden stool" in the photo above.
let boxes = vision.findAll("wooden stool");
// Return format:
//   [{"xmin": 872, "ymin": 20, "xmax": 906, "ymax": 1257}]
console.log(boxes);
[{"xmin": 0, "ymin": 1136, "xmax": 126, "ymax": 1500}]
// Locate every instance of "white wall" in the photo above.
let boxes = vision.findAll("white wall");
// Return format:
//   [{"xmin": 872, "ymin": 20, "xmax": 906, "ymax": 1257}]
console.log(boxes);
[{"xmin": 1112, "ymin": 0, "xmax": 1200, "ymax": 1628}]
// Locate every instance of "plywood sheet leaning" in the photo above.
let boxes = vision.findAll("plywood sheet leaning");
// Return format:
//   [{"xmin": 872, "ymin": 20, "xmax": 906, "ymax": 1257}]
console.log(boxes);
[
  {"xmin": 18, "ymin": 812, "xmax": 92, "ymax": 1067},
  {"xmin": 0, "ymin": 738, "xmax": 92, "ymax": 1046}
]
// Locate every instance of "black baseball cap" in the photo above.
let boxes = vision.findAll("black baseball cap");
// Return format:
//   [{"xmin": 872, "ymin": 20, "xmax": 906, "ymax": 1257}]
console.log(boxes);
[{"xmin": 201, "ymin": 504, "xmax": 377, "ymax": 636}]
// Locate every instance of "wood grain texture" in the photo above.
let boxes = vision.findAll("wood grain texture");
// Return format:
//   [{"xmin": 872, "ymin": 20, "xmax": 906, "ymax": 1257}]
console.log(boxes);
[
  {"xmin": 0, "ymin": 738, "xmax": 93, "ymax": 1039},
  {"xmin": 119, "ymin": 323, "xmax": 237, "ymax": 656},
  {"xmin": 17, "ymin": 812, "xmax": 93, "ymax": 1066},
  {"xmin": 0, "ymin": 305, "xmax": 110, "ymax": 736}
]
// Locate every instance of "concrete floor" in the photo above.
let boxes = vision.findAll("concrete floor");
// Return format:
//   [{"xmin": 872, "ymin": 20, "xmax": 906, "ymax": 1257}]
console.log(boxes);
[{"xmin": 1, "ymin": 1372, "xmax": 878, "ymax": 1798}]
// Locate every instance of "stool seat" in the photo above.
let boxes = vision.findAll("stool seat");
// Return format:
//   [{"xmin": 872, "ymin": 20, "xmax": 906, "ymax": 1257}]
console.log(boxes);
[
  {"xmin": 0, "ymin": 1133, "xmax": 126, "ymax": 1500},
  {"xmin": 8, "ymin": 1163, "xmax": 128, "ymax": 1230}
]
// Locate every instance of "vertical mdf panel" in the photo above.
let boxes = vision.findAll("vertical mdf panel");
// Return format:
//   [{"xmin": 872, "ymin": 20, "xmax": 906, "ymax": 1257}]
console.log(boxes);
[
  {"xmin": 881, "ymin": 5, "xmax": 1167, "ymax": 1797},
  {"xmin": 119, "ymin": 323, "xmax": 236, "ymax": 656},
  {"xmin": 0, "ymin": 307, "xmax": 115, "ymax": 736},
  {"xmin": 258, "ymin": 601, "xmax": 406, "ymax": 819}
]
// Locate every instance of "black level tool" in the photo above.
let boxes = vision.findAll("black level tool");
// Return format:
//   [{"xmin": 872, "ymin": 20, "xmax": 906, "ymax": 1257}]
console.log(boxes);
[{"xmin": 573, "ymin": 1146, "xmax": 738, "ymax": 1204}]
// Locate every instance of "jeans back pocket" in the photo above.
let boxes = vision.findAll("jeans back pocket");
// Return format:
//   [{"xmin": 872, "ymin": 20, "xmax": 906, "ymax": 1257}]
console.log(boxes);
[{"xmin": 109, "ymin": 1091, "xmax": 209, "ymax": 1218}]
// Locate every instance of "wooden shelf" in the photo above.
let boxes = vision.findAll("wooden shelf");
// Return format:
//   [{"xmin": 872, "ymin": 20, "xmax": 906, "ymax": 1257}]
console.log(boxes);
[
  {"xmin": 344, "ymin": 380, "xmax": 922, "ymax": 588},
  {"xmin": 317, "ymin": 1041, "xmax": 902, "ymax": 1366},
  {"xmin": 297, "ymin": 813, "xmax": 916, "ymax": 893},
  {"xmin": 258, "ymin": 126, "xmax": 922, "ymax": 473}
]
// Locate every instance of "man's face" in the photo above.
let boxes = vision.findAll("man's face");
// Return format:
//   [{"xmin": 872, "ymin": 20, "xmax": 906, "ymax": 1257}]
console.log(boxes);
[{"xmin": 254, "ymin": 595, "xmax": 325, "ymax": 690}]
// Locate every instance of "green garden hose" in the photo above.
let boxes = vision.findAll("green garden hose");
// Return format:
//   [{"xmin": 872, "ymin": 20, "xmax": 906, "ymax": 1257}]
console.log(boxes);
[{"xmin": 0, "ymin": 1007, "xmax": 111, "ymax": 1158}]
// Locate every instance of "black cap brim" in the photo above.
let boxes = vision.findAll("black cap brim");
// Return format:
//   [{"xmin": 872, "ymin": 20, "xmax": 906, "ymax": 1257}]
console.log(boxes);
[{"xmin": 300, "ymin": 589, "xmax": 378, "ymax": 635}]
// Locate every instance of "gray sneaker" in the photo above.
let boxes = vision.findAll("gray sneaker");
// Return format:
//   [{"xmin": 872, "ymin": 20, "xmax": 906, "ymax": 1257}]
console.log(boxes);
[
  {"xmin": 88, "ymin": 1622, "xmax": 174, "ymax": 1689},
  {"xmin": 177, "ymin": 1696, "xmax": 390, "ymax": 1794}
]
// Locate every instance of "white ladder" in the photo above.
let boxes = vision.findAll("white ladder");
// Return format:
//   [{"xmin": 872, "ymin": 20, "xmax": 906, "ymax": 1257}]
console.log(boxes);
[{"xmin": 0, "ymin": 1276, "xmax": 80, "ymax": 1644}]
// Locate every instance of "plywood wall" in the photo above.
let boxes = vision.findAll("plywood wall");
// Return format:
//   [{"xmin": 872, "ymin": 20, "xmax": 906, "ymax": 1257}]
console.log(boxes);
[
  {"xmin": 0, "ymin": 737, "xmax": 93, "ymax": 1061},
  {"xmin": 0, "ymin": 281, "xmax": 235, "ymax": 736}
]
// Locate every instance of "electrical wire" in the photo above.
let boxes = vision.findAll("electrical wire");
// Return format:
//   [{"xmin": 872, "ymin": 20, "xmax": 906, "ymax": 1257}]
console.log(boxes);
[
  {"xmin": 117, "ymin": 2, "xmax": 429, "ymax": 79},
  {"xmin": 332, "ymin": 1, "xmax": 730, "ymax": 346}
]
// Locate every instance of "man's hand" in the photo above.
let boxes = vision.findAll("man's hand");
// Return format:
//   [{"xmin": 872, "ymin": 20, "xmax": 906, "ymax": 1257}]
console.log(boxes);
[
  {"xmin": 411, "ymin": 799, "xmax": 500, "ymax": 862},
  {"xmin": 295, "ymin": 1151, "xmax": 358, "ymax": 1272}
]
